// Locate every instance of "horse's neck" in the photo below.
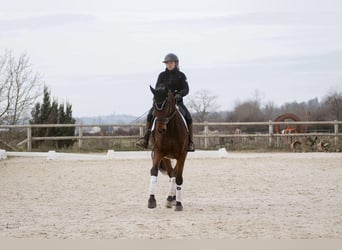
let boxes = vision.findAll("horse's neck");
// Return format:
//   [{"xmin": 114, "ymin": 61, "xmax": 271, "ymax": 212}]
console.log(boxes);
[{"xmin": 168, "ymin": 111, "xmax": 187, "ymax": 132}]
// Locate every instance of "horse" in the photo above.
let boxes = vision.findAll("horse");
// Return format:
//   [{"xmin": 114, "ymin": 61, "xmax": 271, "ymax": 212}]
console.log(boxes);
[{"xmin": 147, "ymin": 85, "xmax": 189, "ymax": 211}]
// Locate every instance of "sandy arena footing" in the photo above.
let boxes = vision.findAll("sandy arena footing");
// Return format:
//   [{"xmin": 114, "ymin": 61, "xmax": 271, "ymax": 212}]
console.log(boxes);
[{"xmin": 1, "ymin": 152, "xmax": 341, "ymax": 239}]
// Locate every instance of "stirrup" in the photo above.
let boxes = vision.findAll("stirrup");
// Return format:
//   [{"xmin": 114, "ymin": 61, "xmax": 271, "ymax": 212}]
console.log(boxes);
[
  {"xmin": 187, "ymin": 141, "xmax": 195, "ymax": 152},
  {"xmin": 136, "ymin": 138, "xmax": 148, "ymax": 149}
]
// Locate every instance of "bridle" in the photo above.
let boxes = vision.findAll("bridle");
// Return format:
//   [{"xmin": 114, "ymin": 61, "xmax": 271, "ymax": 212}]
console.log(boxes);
[
  {"xmin": 153, "ymin": 95, "xmax": 178, "ymax": 126},
  {"xmin": 155, "ymin": 108, "xmax": 178, "ymax": 125}
]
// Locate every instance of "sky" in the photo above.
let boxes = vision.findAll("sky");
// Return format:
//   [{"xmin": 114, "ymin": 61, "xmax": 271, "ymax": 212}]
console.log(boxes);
[{"xmin": 1, "ymin": 0, "xmax": 342, "ymax": 117}]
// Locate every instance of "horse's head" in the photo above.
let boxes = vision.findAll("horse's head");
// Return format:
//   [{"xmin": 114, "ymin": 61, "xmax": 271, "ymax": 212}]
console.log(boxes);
[{"xmin": 150, "ymin": 85, "xmax": 176, "ymax": 134}]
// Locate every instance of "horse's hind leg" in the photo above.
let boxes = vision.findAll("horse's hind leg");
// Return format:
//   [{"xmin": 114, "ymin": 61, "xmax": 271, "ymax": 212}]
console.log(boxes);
[
  {"xmin": 166, "ymin": 177, "xmax": 176, "ymax": 208},
  {"xmin": 174, "ymin": 155, "xmax": 187, "ymax": 211},
  {"xmin": 162, "ymin": 159, "xmax": 176, "ymax": 208}
]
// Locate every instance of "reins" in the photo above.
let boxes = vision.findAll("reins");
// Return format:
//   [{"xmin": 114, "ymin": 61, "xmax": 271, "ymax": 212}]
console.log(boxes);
[{"xmin": 155, "ymin": 108, "xmax": 178, "ymax": 125}]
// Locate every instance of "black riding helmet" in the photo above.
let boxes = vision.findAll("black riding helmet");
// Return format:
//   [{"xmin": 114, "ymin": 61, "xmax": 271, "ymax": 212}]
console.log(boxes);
[{"xmin": 163, "ymin": 53, "xmax": 179, "ymax": 63}]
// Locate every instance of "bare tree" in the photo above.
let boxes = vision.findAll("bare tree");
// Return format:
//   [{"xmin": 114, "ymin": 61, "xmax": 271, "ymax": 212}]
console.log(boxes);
[
  {"xmin": 323, "ymin": 87, "xmax": 342, "ymax": 121},
  {"xmin": 187, "ymin": 89, "xmax": 218, "ymax": 122},
  {"xmin": 262, "ymin": 101, "xmax": 278, "ymax": 121},
  {"xmin": 231, "ymin": 101, "xmax": 265, "ymax": 122},
  {"xmin": 230, "ymin": 89, "xmax": 265, "ymax": 122},
  {"xmin": 0, "ymin": 50, "xmax": 42, "ymax": 124},
  {"xmin": 0, "ymin": 51, "xmax": 11, "ymax": 120}
]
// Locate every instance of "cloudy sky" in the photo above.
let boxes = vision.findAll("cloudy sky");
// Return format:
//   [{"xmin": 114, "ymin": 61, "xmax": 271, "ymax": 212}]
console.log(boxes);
[{"xmin": 1, "ymin": 0, "xmax": 342, "ymax": 117}]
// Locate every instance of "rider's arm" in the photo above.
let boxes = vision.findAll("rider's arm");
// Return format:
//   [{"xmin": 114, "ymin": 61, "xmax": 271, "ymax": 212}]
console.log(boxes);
[
  {"xmin": 176, "ymin": 73, "xmax": 189, "ymax": 97},
  {"xmin": 155, "ymin": 73, "xmax": 163, "ymax": 89}
]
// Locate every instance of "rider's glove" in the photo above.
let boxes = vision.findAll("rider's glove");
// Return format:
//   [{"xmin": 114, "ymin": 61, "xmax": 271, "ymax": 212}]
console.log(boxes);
[{"xmin": 175, "ymin": 94, "xmax": 182, "ymax": 102}]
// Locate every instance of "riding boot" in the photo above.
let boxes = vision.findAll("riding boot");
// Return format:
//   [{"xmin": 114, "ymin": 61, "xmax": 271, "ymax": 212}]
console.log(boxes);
[
  {"xmin": 188, "ymin": 123, "xmax": 195, "ymax": 152},
  {"xmin": 136, "ymin": 122, "xmax": 152, "ymax": 149}
]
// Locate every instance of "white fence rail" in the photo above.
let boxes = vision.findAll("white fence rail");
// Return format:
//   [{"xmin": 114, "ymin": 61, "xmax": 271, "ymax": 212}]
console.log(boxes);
[{"xmin": 0, "ymin": 121, "xmax": 341, "ymax": 151}]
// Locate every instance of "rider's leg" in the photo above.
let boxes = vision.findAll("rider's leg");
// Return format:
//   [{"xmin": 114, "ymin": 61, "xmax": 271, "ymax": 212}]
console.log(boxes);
[
  {"xmin": 136, "ymin": 108, "xmax": 153, "ymax": 149},
  {"xmin": 187, "ymin": 122, "xmax": 195, "ymax": 152},
  {"xmin": 179, "ymin": 104, "xmax": 195, "ymax": 152}
]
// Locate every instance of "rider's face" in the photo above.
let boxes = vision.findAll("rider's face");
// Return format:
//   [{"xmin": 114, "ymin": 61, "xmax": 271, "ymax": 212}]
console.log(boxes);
[{"xmin": 165, "ymin": 61, "xmax": 176, "ymax": 71}]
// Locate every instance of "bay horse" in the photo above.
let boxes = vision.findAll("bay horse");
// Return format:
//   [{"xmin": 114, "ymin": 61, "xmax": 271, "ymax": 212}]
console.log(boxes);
[{"xmin": 148, "ymin": 86, "xmax": 189, "ymax": 211}]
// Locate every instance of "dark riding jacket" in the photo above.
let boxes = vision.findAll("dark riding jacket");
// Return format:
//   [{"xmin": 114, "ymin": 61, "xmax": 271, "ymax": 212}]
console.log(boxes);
[
  {"xmin": 147, "ymin": 68, "xmax": 192, "ymax": 124},
  {"xmin": 155, "ymin": 68, "xmax": 189, "ymax": 104}
]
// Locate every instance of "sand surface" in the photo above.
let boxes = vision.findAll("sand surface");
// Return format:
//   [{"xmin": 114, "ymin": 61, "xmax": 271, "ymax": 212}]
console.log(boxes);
[{"xmin": 1, "ymin": 152, "xmax": 342, "ymax": 239}]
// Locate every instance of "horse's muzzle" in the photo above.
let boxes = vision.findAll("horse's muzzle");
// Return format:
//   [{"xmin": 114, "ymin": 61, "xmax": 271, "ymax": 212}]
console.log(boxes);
[
  {"xmin": 157, "ymin": 127, "xmax": 167, "ymax": 134},
  {"xmin": 157, "ymin": 123, "xmax": 167, "ymax": 134}
]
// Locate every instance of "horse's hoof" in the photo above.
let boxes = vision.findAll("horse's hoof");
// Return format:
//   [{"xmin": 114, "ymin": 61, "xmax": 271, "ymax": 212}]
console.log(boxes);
[
  {"xmin": 148, "ymin": 200, "xmax": 156, "ymax": 209},
  {"xmin": 165, "ymin": 201, "xmax": 173, "ymax": 208},
  {"xmin": 165, "ymin": 196, "xmax": 176, "ymax": 208},
  {"xmin": 148, "ymin": 204, "xmax": 156, "ymax": 209},
  {"xmin": 148, "ymin": 196, "xmax": 157, "ymax": 209},
  {"xmin": 175, "ymin": 202, "xmax": 183, "ymax": 211}
]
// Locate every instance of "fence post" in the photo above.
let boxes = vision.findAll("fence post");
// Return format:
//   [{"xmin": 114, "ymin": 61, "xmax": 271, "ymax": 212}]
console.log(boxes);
[
  {"xmin": 139, "ymin": 125, "xmax": 144, "ymax": 137},
  {"xmin": 78, "ymin": 124, "xmax": 83, "ymax": 150},
  {"xmin": 334, "ymin": 120, "xmax": 338, "ymax": 146},
  {"xmin": 268, "ymin": 120, "xmax": 273, "ymax": 147},
  {"xmin": 27, "ymin": 126, "xmax": 32, "ymax": 152},
  {"xmin": 204, "ymin": 121, "xmax": 209, "ymax": 149}
]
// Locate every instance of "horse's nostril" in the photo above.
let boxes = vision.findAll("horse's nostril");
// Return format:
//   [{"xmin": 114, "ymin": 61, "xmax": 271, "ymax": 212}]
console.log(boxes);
[{"xmin": 158, "ymin": 128, "xmax": 167, "ymax": 134}]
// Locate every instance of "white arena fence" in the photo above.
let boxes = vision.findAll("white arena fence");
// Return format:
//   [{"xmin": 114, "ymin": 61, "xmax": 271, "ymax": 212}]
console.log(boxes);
[
  {"xmin": 0, "ymin": 121, "xmax": 341, "ymax": 151},
  {"xmin": 0, "ymin": 148, "xmax": 229, "ymax": 161}
]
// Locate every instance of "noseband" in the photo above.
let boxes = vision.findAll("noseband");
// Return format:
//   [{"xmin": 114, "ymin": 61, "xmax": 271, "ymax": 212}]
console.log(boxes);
[{"xmin": 154, "ymin": 98, "xmax": 168, "ymax": 111}]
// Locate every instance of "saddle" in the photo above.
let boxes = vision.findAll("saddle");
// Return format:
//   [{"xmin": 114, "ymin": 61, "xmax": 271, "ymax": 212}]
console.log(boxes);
[{"xmin": 151, "ymin": 105, "xmax": 189, "ymax": 133}]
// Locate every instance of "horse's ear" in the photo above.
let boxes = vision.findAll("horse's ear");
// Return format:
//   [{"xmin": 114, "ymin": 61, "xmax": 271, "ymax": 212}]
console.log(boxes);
[{"xmin": 150, "ymin": 85, "xmax": 156, "ymax": 95}]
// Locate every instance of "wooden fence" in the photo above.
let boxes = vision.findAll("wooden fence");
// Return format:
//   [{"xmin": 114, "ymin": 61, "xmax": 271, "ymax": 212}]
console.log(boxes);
[{"xmin": 0, "ymin": 121, "xmax": 341, "ymax": 151}]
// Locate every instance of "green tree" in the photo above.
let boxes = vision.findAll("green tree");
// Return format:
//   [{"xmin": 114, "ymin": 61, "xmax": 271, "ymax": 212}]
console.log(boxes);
[{"xmin": 30, "ymin": 86, "xmax": 76, "ymax": 149}]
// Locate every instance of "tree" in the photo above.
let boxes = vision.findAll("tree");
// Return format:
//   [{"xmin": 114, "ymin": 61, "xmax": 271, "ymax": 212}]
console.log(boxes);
[
  {"xmin": 230, "ymin": 89, "xmax": 265, "ymax": 122},
  {"xmin": 30, "ymin": 86, "xmax": 76, "ymax": 149},
  {"xmin": 0, "ymin": 50, "xmax": 42, "ymax": 124},
  {"xmin": 187, "ymin": 89, "xmax": 218, "ymax": 122},
  {"xmin": 231, "ymin": 101, "xmax": 265, "ymax": 122},
  {"xmin": 263, "ymin": 101, "xmax": 278, "ymax": 121},
  {"xmin": 323, "ymin": 87, "xmax": 342, "ymax": 121}
]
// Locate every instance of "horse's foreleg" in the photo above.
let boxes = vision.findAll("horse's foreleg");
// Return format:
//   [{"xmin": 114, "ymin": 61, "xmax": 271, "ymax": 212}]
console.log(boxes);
[
  {"xmin": 175, "ymin": 184, "xmax": 183, "ymax": 211},
  {"xmin": 148, "ymin": 175, "xmax": 157, "ymax": 209},
  {"xmin": 148, "ymin": 158, "xmax": 160, "ymax": 209}
]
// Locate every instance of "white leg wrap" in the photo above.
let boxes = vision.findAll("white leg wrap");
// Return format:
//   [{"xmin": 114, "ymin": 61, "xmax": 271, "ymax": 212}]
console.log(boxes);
[
  {"xmin": 149, "ymin": 176, "xmax": 158, "ymax": 195},
  {"xmin": 169, "ymin": 177, "xmax": 176, "ymax": 196},
  {"xmin": 176, "ymin": 185, "xmax": 182, "ymax": 202}
]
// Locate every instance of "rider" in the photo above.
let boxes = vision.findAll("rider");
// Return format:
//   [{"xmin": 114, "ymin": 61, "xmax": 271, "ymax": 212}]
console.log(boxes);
[{"xmin": 136, "ymin": 53, "xmax": 195, "ymax": 152}]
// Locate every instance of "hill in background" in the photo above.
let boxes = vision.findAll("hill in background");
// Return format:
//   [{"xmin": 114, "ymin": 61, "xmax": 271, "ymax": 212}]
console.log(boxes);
[{"xmin": 76, "ymin": 114, "xmax": 139, "ymax": 124}]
